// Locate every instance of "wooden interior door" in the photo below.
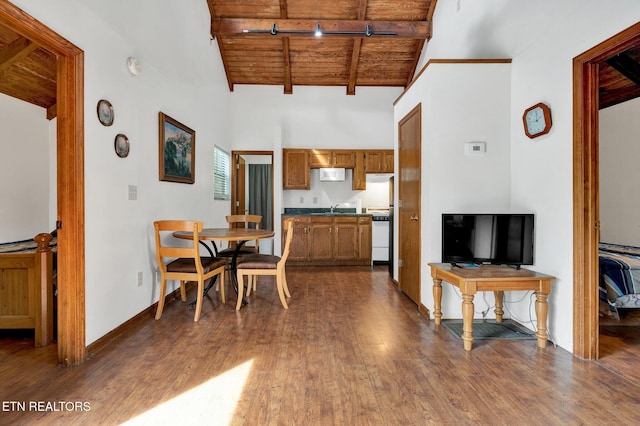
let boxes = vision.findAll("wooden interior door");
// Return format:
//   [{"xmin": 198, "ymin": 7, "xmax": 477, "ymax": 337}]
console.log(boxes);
[
  {"xmin": 398, "ymin": 104, "xmax": 422, "ymax": 305},
  {"xmin": 233, "ymin": 154, "xmax": 247, "ymax": 215}
]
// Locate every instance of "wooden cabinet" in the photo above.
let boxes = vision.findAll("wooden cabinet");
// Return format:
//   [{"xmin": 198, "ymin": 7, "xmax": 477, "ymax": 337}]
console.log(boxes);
[
  {"xmin": 309, "ymin": 150, "xmax": 355, "ymax": 168},
  {"xmin": 283, "ymin": 215, "xmax": 372, "ymax": 265},
  {"xmin": 287, "ymin": 216, "xmax": 310, "ymax": 262},
  {"xmin": 309, "ymin": 216, "xmax": 333, "ymax": 261},
  {"xmin": 352, "ymin": 151, "xmax": 366, "ymax": 190},
  {"xmin": 365, "ymin": 150, "xmax": 394, "ymax": 173},
  {"xmin": 283, "ymin": 148, "xmax": 393, "ymax": 189},
  {"xmin": 357, "ymin": 216, "xmax": 372, "ymax": 262},
  {"xmin": 333, "ymin": 216, "xmax": 359, "ymax": 260},
  {"xmin": 283, "ymin": 149, "xmax": 310, "ymax": 189}
]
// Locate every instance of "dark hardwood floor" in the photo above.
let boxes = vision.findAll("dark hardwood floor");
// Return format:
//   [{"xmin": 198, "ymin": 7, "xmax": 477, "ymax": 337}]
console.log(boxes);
[{"xmin": 2, "ymin": 266, "xmax": 640, "ymax": 425}]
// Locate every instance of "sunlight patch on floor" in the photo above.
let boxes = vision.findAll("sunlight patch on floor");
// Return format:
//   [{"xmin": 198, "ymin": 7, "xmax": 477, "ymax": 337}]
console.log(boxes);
[{"xmin": 122, "ymin": 360, "xmax": 254, "ymax": 425}]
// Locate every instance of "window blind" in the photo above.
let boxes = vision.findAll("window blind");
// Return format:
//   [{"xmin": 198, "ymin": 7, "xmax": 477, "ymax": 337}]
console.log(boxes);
[{"xmin": 214, "ymin": 146, "xmax": 230, "ymax": 200}]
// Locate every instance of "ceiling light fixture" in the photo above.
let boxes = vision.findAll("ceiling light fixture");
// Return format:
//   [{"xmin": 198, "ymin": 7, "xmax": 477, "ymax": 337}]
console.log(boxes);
[{"xmin": 242, "ymin": 23, "xmax": 396, "ymax": 37}]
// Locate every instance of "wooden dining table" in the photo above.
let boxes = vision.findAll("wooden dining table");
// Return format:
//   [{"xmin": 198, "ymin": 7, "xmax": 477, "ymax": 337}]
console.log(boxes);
[{"xmin": 172, "ymin": 228, "xmax": 275, "ymax": 305}]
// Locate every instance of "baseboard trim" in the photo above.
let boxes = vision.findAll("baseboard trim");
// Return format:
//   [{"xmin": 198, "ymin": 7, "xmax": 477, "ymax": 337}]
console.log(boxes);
[
  {"xmin": 419, "ymin": 303, "xmax": 431, "ymax": 319},
  {"xmin": 86, "ymin": 282, "xmax": 195, "ymax": 356}
]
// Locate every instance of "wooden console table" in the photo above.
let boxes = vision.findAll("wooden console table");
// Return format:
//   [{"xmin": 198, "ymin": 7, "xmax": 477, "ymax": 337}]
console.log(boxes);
[{"xmin": 428, "ymin": 263, "xmax": 554, "ymax": 351}]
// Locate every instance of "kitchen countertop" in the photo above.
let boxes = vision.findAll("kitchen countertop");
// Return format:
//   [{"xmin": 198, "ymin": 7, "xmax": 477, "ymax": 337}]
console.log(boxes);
[{"xmin": 283, "ymin": 208, "xmax": 372, "ymax": 217}]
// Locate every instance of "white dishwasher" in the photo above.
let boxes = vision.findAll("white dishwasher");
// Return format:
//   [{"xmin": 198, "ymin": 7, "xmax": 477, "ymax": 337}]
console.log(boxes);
[{"xmin": 371, "ymin": 214, "xmax": 390, "ymax": 263}]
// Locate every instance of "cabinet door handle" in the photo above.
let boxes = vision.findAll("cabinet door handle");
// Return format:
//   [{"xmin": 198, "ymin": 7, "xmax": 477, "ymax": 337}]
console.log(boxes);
[{"xmin": 304, "ymin": 227, "xmax": 307, "ymax": 234}]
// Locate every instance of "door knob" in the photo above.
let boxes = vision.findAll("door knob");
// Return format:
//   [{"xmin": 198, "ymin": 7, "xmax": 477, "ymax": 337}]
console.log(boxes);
[{"xmin": 410, "ymin": 214, "xmax": 419, "ymax": 221}]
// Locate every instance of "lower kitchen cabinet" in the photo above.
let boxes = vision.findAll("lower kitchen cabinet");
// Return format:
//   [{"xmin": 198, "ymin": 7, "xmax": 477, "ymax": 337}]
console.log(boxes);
[{"xmin": 283, "ymin": 215, "xmax": 372, "ymax": 265}]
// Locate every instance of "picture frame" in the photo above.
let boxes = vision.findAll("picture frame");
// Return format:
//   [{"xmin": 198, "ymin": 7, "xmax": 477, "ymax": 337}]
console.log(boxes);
[
  {"xmin": 97, "ymin": 99, "xmax": 114, "ymax": 126},
  {"xmin": 114, "ymin": 134, "xmax": 129, "ymax": 158},
  {"xmin": 158, "ymin": 112, "xmax": 195, "ymax": 184}
]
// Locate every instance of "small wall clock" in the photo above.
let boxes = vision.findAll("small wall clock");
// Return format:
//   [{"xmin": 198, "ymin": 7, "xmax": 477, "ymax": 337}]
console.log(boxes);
[{"xmin": 522, "ymin": 102, "xmax": 552, "ymax": 139}]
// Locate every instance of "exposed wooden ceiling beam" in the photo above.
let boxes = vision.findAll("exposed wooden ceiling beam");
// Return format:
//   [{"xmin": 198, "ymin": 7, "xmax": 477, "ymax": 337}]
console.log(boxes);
[
  {"xmin": 606, "ymin": 52, "xmax": 640, "ymax": 87},
  {"xmin": 280, "ymin": 0, "xmax": 292, "ymax": 94},
  {"xmin": 347, "ymin": 0, "xmax": 369, "ymax": 95},
  {"xmin": 46, "ymin": 102, "xmax": 57, "ymax": 120},
  {"xmin": 0, "ymin": 36, "xmax": 38, "ymax": 71},
  {"xmin": 214, "ymin": 18, "xmax": 430, "ymax": 39}
]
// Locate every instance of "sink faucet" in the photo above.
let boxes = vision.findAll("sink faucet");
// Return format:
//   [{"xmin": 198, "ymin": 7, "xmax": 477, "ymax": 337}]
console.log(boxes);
[{"xmin": 330, "ymin": 203, "xmax": 340, "ymax": 213}]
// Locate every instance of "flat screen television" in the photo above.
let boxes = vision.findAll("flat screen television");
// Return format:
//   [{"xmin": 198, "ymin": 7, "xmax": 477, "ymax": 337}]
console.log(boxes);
[{"xmin": 441, "ymin": 214, "xmax": 534, "ymax": 267}]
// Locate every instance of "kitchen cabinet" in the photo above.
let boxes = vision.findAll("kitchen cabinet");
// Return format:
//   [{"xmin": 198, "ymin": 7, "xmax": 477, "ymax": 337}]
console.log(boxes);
[
  {"xmin": 333, "ymin": 216, "xmax": 359, "ymax": 260},
  {"xmin": 357, "ymin": 216, "xmax": 372, "ymax": 262},
  {"xmin": 309, "ymin": 150, "xmax": 356, "ymax": 168},
  {"xmin": 283, "ymin": 149, "xmax": 310, "ymax": 189},
  {"xmin": 287, "ymin": 216, "xmax": 310, "ymax": 262},
  {"xmin": 352, "ymin": 151, "xmax": 366, "ymax": 190},
  {"xmin": 283, "ymin": 215, "xmax": 372, "ymax": 265},
  {"xmin": 365, "ymin": 150, "xmax": 394, "ymax": 173}
]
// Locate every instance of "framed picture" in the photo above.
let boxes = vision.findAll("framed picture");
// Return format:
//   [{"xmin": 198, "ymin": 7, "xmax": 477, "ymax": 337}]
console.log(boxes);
[
  {"xmin": 97, "ymin": 99, "xmax": 114, "ymax": 126},
  {"xmin": 158, "ymin": 112, "xmax": 195, "ymax": 184},
  {"xmin": 114, "ymin": 134, "xmax": 129, "ymax": 158}
]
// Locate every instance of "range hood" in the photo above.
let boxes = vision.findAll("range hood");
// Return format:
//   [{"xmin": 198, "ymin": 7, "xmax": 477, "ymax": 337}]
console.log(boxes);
[
  {"xmin": 366, "ymin": 173, "xmax": 393, "ymax": 183},
  {"xmin": 319, "ymin": 168, "xmax": 346, "ymax": 181}
]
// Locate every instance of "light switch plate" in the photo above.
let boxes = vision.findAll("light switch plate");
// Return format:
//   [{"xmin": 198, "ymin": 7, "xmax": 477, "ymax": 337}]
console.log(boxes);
[
  {"xmin": 128, "ymin": 185, "xmax": 137, "ymax": 200},
  {"xmin": 464, "ymin": 142, "xmax": 486, "ymax": 155}
]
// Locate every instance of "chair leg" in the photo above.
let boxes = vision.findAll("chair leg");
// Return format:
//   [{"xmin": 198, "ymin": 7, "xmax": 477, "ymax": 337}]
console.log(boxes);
[
  {"xmin": 194, "ymin": 278, "xmax": 204, "ymax": 322},
  {"xmin": 155, "ymin": 278, "xmax": 167, "ymax": 320},
  {"xmin": 282, "ymin": 268, "xmax": 291, "ymax": 298},
  {"xmin": 246, "ymin": 275, "xmax": 256, "ymax": 296},
  {"xmin": 179, "ymin": 280, "xmax": 187, "ymax": 302},
  {"xmin": 236, "ymin": 271, "xmax": 245, "ymax": 310},
  {"xmin": 219, "ymin": 270, "xmax": 226, "ymax": 304},
  {"xmin": 276, "ymin": 270, "xmax": 289, "ymax": 309}
]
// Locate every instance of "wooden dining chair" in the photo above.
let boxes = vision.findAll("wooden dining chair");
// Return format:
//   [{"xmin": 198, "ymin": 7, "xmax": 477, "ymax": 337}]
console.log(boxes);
[
  {"xmin": 235, "ymin": 219, "xmax": 293, "ymax": 310},
  {"xmin": 154, "ymin": 220, "xmax": 227, "ymax": 322},
  {"xmin": 217, "ymin": 214, "xmax": 262, "ymax": 291},
  {"xmin": 217, "ymin": 214, "xmax": 263, "ymax": 255}
]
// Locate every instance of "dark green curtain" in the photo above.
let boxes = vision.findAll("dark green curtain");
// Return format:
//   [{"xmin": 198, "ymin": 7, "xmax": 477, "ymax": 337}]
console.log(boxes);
[{"xmin": 248, "ymin": 164, "xmax": 272, "ymax": 231}]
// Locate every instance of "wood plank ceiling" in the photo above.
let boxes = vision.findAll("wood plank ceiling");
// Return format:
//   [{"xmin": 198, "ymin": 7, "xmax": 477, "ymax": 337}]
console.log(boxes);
[
  {"xmin": 0, "ymin": 22, "xmax": 56, "ymax": 119},
  {"xmin": 207, "ymin": 0, "xmax": 436, "ymax": 94}
]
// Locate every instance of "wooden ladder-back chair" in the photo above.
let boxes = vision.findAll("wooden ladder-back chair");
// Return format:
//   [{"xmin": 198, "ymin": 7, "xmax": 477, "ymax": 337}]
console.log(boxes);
[
  {"xmin": 235, "ymin": 219, "xmax": 294, "ymax": 310},
  {"xmin": 154, "ymin": 220, "xmax": 227, "ymax": 322},
  {"xmin": 217, "ymin": 214, "xmax": 263, "ymax": 256}
]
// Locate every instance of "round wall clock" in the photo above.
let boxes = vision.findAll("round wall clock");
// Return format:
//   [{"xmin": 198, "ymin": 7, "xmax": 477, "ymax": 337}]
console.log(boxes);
[
  {"xmin": 97, "ymin": 99, "xmax": 114, "ymax": 126},
  {"xmin": 522, "ymin": 102, "xmax": 552, "ymax": 139}
]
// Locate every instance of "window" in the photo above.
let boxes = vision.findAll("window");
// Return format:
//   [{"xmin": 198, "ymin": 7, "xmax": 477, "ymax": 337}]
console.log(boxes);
[{"xmin": 214, "ymin": 146, "xmax": 230, "ymax": 200}]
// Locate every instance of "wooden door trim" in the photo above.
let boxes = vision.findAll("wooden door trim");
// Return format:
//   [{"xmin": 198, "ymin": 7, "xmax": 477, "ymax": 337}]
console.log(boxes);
[
  {"xmin": 573, "ymin": 22, "xmax": 640, "ymax": 359},
  {"xmin": 231, "ymin": 150, "xmax": 274, "ymax": 226},
  {"xmin": 0, "ymin": 3, "xmax": 86, "ymax": 365}
]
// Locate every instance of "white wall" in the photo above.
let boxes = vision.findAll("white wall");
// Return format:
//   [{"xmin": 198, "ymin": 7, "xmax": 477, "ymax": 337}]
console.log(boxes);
[
  {"xmin": 415, "ymin": 0, "xmax": 640, "ymax": 351},
  {"xmin": 600, "ymin": 97, "xmax": 640, "ymax": 245},
  {"xmin": 9, "ymin": 0, "xmax": 232, "ymax": 344},
  {"xmin": 229, "ymin": 85, "xmax": 402, "ymax": 248},
  {"xmin": 394, "ymin": 62, "xmax": 512, "ymax": 319},
  {"xmin": 0, "ymin": 93, "xmax": 50, "ymax": 242}
]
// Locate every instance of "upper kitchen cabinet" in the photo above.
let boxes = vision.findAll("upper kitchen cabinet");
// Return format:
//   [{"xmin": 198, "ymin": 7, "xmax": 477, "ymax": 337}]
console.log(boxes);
[
  {"xmin": 309, "ymin": 150, "xmax": 356, "ymax": 169},
  {"xmin": 352, "ymin": 151, "xmax": 366, "ymax": 190},
  {"xmin": 365, "ymin": 150, "xmax": 394, "ymax": 173},
  {"xmin": 283, "ymin": 149, "xmax": 310, "ymax": 190}
]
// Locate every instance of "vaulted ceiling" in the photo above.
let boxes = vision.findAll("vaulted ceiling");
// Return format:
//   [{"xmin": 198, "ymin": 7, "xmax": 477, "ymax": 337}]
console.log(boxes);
[
  {"xmin": 206, "ymin": 0, "xmax": 436, "ymax": 94},
  {"xmin": 1, "ymin": 2, "xmax": 640, "ymax": 119}
]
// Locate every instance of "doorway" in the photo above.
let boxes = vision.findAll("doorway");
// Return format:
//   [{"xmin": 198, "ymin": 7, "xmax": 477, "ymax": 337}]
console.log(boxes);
[
  {"xmin": 0, "ymin": 3, "xmax": 86, "ymax": 365},
  {"xmin": 573, "ymin": 22, "xmax": 640, "ymax": 360},
  {"xmin": 231, "ymin": 151, "xmax": 274, "ymax": 252},
  {"xmin": 398, "ymin": 104, "xmax": 422, "ymax": 306}
]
